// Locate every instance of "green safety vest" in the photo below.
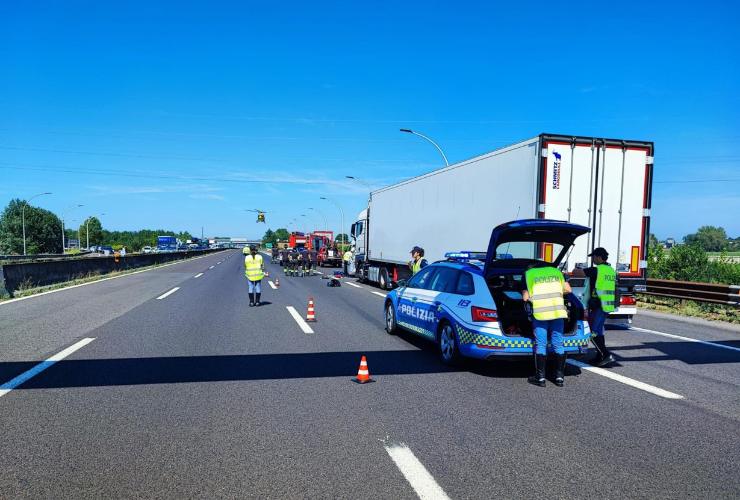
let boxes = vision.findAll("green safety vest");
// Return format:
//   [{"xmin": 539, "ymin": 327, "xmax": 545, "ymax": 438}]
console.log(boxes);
[
  {"xmin": 412, "ymin": 258, "xmax": 423, "ymax": 275},
  {"xmin": 593, "ymin": 263, "xmax": 616, "ymax": 312},
  {"xmin": 244, "ymin": 254, "xmax": 265, "ymax": 281},
  {"xmin": 343, "ymin": 251, "xmax": 352, "ymax": 262},
  {"xmin": 525, "ymin": 267, "xmax": 568, "ymax": 321}
]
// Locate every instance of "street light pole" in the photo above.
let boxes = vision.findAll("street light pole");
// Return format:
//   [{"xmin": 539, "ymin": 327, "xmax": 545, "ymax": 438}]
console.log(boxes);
[
  {"xmin": 308, "ymin": 208, "xmax": 328, "ymax": 231},
  {"xmin": 22, "ymin": 192, "xmax": 52, "ymax": 255},
  {"xmin": 400, "ymin": 128, "xmax": 449, "ymax": 167},
  {"xmin": 320, "ymin": 196, "xmax": 345, "ymax": 246},
  {"xmin": 61, "ymin": 204, "xmax": 84, "ymax": 253}
]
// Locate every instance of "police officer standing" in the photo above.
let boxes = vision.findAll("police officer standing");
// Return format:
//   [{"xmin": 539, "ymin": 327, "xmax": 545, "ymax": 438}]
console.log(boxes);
[
  {"xmin": 244, "ymin": 245, "xmax": 266, "ymax": 307},
  {"xmin": 408, "ymin": 246, "xmax": 428, "ymax": 276},
  {"xmin": 522, "ymin": 264, "xmax": 572, "ymax": 387},
  {"xmin": 343, "ymin": 246, "xmax": 353, "ymax": 275},
  {"xmin": 583, "ymin": 247, "xmax": 617, "ymax": 366}
]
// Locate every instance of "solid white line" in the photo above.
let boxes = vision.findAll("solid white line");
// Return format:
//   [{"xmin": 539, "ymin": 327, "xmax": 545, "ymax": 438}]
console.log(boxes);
[
  {"xmin": 268, "ymin": 281, "xmax": 277, "ymax": 289},
  {"xmin": 384, "ymin": 442, "xmax": 451, "ymax": 500},
  {"xmin": 630, "ymin": 326, "xmax": 740, "ymax": 353},
  {"xmin": 0, "ymin": 252, "xmax": 221, "ymax": 307},
  {"xmin": 209, "ymin": 265, "xmax": 215, "ymax": 269},
  {"xmin": 217, "ymin": 262, "xmax": 222, "ymax": 265},
  {"xmin": 156, "ymin": 287, "xmax": 180, "ymax": 300},
  {"xmin": 194, "ymin": 273, "xmax": 204, "ymax": 278},
  {"xmin": 0, "ymin": 338, "xmax": 96, "ymax": 398},
  {"xmin": 345, "ymin": 282, "xmax": 362, "ymax": 288},
  {"xmin": 286, "ymin": 306, "xmax": 314, "ymax": 334},
  {"xmin": 567, "ymin": 359, "xmax": 684, "ymax": 399},
  {"xmin": 372, "ymin": 291, "xmax": 387, "ymax": 298}
]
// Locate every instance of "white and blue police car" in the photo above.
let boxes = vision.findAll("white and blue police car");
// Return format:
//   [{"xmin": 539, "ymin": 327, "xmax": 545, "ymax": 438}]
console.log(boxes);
[{"xmin": 383, "ymin": 219, "xmax": 593, "ymax": 364}]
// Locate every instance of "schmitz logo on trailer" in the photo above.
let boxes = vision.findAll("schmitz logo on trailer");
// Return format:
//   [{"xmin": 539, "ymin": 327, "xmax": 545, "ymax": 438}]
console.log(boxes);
[{"xmin": 552, "ymin": 151, "xmax": 562, "ymax": 189}]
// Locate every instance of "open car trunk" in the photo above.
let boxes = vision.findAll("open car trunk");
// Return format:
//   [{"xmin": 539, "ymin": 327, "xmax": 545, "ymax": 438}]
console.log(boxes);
[{"xmin": 482, "ymin": 219, "xmax": 590, "ymax": 337}]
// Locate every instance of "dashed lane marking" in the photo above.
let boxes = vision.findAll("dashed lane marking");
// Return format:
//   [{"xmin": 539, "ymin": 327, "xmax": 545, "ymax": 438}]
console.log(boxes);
[
  {"xmin": 286, "ymin": 306, "xmax": 314, "ymax": 334},
  {"xmin": 0, "ymin": 338, "xmax": 96, "ymax": 399},
  {"xmin": 630, "ymin": 326, "xmax": 740, "ymax": 353},
  {"xmin": 194, "ymin": 273, "xmax": 204, "ymax": 278},
  {"xmin": 372, "ymin": 291, "xmax": 387, "ymax": 298},
  {"xmin": 384, "ymin": 442, "xmax": 451, "ymax": 500},
  {"xmin": 567, "ymin": 359, "xmax": 684, "ymax": 400},
  {"xmin": 345, "ymin": 282, "xmax": 362, "ymax": 288},
  {"xmin": 156, "ymin": 287, "xmax": 180, "ymax": 300},
  {"xmin": 268, "ymin": 281, "xmax": 277, "ymax": 289},
  {"xmin": 0, "ymin": 252, "xmax": 224, "ymax": 307},
  {"xmin": 209, "ymin": 265, "xmax": 215, "ymax": 269}
]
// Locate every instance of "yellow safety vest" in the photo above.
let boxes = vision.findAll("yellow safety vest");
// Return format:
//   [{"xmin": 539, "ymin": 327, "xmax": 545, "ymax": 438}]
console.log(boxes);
[
  {"xmin": 412, "ymin": 258, "xmax": 423, "ymax": 275},
  {"xmin": 343, "ymin": 251, "xmax": 352, "ymax": 262},
  {"xmin": 244, "ymin": 254, "xmax": 264, "ymax": 281},
  {"xmin": 593, "ymin": 264, "xmax": 616, "ymax": 312},
  {"xmin": 525, "ymin": 267, "xmax": 568, "ymax": 321}
]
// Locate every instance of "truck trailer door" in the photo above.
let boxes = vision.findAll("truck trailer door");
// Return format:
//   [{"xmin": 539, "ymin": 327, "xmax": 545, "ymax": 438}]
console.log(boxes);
[{"xmin": 540, "ymin": 137, "xmax": 652, "ymax": 281}]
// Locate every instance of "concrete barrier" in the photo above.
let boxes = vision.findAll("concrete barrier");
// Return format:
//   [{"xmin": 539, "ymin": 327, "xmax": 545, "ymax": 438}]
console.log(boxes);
[{"xmin": 0, "ymin": 249, "xmax": 225, "ymax": 298}]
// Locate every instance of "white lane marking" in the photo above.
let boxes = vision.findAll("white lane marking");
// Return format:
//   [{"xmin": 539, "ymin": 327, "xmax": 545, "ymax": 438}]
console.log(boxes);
[
  {"xmin": 156, "ymin": 287, "xmax": 180, "ymax": 300},
  {"xmin": 567, "ymin": 359, "xmax": 684, "ymax": 399},
  {"xmin": 268, "ymin": 281, "xmax": 277, "ymax": 289},
  {"xmin": 209, "ymin": 265, "xmax": 215, "ymax": 269},
  {"xmin": 217, "ymin": 262, "xmax": 222, "ymax": 265},
  {"xmin": 315, "ymin": 271, "xmax": 324, "ymax": 275},
  {"xmin": 630, "ymin": 326, "xmax": 740, "ymax": 354},
  {"xmin": 194, "ymin": 273, "xmax": 204, "ymax": 278},
  {"xmin": 286, "ymin": 306, "xmax": 314, "ymax": 334},
  {"xmin": 0, "ymin": 338, "xmax": 96, "ymax": 398},
  {"xmin": 0, "ymin": 252, "xmax": 223, "ymax": 307},
  {"xmin": 384, "ymin": 442, "xmax": 451, "ymax": 500},
  {"xmin": 345, "ymin": 282, "xmax": 362, "ymax": 288},
  {"xmin": 372, "ymin": 291, "xmax": 387, "ymax": 298}
]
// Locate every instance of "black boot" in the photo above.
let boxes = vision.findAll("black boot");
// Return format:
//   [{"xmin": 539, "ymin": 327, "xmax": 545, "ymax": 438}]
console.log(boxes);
[
  {"xmin": 528, "ymin": 354, "xmax": 547, "ymax": 387},
  {"xmin": 592, "ymin": 336, "xmax": 615, "ymax": 367},
  {"xmin": 255, "ymin": 293, "xmax": 261, "ymax": 306},
  {"xmin": 554, "ymin": 354, "xmax": 566, "ymax": 387},
  {"xmin": 249, "ymin": 293, "xmax": 255, "ymax": 307}
]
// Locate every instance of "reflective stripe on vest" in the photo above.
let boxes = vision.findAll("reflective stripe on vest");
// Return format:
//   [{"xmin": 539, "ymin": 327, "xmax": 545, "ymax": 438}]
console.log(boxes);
[
  {"xmin": 525, "ymin": 267, "xmax": 567, "ymax": 321},
  {"xmin": 244, "ymin": 254, "xmax": 265, "ymax": 281},
  {"xmin": 412, "ymin": 258, "xmax": 422, "ymax": 275},
  {"xmin": 593, "ymin": 263, "xmax": 616, "ymax": 312}
]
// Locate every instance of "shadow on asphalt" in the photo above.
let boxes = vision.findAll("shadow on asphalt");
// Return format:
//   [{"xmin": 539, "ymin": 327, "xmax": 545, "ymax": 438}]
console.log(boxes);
[{"xmin": 612, "ymin": 341, "xmax": 740, "ymax": 365}]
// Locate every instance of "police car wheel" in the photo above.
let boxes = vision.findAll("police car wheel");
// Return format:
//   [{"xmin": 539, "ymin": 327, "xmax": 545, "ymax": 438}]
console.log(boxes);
[
  {"xmin": 385, "ymin": 302, "xmax": 398, "ymax": 334},
  {"xmin": 438, "ymin": 321, "xmax": 460, "ymax": 365}
]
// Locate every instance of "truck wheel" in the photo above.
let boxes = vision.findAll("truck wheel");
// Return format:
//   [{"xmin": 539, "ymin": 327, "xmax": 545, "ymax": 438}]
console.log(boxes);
[
  {"xmin": 379, "ymin": 268, "xmax": 389, "ymax": 290},
  {"xmin": 385, "ymin": 302, "xmax": 398, "ymax": 334},
  {"xmin": 437, "ymin": 321, "xmax": 461, "ymax": 366}
]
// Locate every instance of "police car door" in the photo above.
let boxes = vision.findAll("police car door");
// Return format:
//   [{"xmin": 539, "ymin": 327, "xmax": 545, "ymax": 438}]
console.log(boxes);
[{"xmin": 397, "ymin": 267, "xmax": 437, "ymax": 340}]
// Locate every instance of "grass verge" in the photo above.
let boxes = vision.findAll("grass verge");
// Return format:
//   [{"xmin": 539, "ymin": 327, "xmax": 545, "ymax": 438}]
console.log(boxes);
[{"xmin": 638, "ymin": 294, "xmax": 740, "ymax": 324}]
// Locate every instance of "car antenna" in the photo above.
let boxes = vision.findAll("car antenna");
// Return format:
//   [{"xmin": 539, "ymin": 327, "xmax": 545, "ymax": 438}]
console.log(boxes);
[{"xmin": 503, "ymin": 205, "xmax": 520, "ymax": 258}]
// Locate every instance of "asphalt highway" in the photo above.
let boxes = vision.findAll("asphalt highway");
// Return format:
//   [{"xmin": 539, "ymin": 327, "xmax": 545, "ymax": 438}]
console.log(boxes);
[{"xmin": 1, "ymin": 249, "xmax": 738, "ymax": 499}]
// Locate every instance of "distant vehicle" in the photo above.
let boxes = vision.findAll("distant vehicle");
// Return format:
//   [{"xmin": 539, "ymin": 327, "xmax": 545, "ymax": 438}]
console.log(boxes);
[
  {"xmin": 383, "ymin": 220, "xmax": 591, "ymax": 365},
  {"xmin": 157, "ymin": 235, "xmax": 177, "ymax": 252},
  {"xmin": 100, "ymin": 245, "xmax": 114, "ymax": 255},
  {"xmin": 288, "ymin": 232, "xmax": 307, "ymax": 249},
  {"xmin": 142, "ymin": 246, "xmax": 153, "ymax": 253},
  {"xmin": 352, "ymin": 133, "xmax": 654, "ymax": 326}
]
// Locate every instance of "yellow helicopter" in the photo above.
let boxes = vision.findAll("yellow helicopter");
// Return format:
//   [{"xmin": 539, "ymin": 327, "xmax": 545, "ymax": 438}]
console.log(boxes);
[{"xmin": 246, "ymin": 209, "xmax": 267, "ymax": 223}]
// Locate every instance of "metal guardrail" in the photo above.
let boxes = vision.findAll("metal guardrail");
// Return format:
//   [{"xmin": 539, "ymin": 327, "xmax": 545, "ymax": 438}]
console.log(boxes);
[{"xmin": 642, "ymin": 278, "xmax": 740, "ymax": 306}]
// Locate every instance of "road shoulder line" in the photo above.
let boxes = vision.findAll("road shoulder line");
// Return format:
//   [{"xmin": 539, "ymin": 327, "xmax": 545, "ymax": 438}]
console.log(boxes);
[
  {"xmin": 630, "ymin": 326, "xmax": 740, "ymax": 353},
  {"xmin": 567, "ymin": 359, "xmax": 684, "ymax": 399},
  {"xmin": 0, "ymin": 337, "xmax": 96, "ymax": 398}
]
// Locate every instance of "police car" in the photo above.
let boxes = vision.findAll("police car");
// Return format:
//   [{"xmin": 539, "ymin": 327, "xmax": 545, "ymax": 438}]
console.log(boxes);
[{"xmin": 383, "ymin": 219, "xmax": 593, "ymax": 364}]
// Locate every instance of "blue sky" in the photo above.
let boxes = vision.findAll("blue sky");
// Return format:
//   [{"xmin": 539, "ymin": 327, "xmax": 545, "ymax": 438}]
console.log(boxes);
[{"xmin": 2, "ymin": 1, "xmax": 738, "ymax": 240}]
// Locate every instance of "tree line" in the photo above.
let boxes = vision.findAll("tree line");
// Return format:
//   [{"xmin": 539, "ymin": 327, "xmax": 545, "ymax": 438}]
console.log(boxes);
[{"xmin": 0, "ymin": 199, "xmax": 192, "ymax": 254}]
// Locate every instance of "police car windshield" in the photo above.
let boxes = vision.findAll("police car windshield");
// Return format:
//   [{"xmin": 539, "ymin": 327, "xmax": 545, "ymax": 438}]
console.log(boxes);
[{"xmin": 495, "ymin": 241, "xmax": 565, "ymax": 263}]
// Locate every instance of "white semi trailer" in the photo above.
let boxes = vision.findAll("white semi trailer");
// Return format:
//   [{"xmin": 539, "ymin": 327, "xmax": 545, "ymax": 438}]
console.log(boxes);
[{"xmin": 350, "ymin": 133, "xmax": 654, "ymax": 325}]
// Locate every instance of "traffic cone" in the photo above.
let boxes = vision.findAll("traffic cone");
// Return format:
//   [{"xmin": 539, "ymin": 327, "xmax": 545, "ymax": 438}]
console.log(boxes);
[
  {"xmin": 306, "ymin": 297, "xmax": 316, "ymax": 322},
  {"xmin": 354, "ymin": 355, "xmax": 372, "ymax": 384},
  {"xmin": 275, "ymin": 277, "xmax": 280, "ymax": 288}
]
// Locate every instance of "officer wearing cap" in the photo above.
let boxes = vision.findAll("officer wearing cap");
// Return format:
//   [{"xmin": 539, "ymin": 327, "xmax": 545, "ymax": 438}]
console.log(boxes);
[
  {"xmin": 584, "ymin": 247, "xmax": 617, "ymax": 366},
  {"xmin": 408, "ymin": 246, "xmax": 428, "ymax": 276},
  {"xmin": 244, "ymin": 245, "xmax": 266, "ymax": 306}
]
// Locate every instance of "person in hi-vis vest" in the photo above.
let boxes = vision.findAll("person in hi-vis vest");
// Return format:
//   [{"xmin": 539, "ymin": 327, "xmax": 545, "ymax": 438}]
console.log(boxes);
[
  {"xmin": 584, "ymin": 247, "xmax": 617, "ymax": 367},
  {"xmin": 522, "ymin": 264, "xmax": 572, "ymax": 387},
  {"xmin": 244, "ymin": 245, "xmax": 266, "ymax": 307}
]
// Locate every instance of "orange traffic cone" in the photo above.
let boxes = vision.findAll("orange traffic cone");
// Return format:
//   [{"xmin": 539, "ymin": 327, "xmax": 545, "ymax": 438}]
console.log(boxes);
[
  {"xmin": 354, "ymin": 355, "xmax": 372, "ymax": 384},
  {"xmin": 275, "ymin": 277, "xmax": 280, "ymax": 288},
  {"xmin": 306, "ymin": 297, "xmax": 316, "ymax": 322}
]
